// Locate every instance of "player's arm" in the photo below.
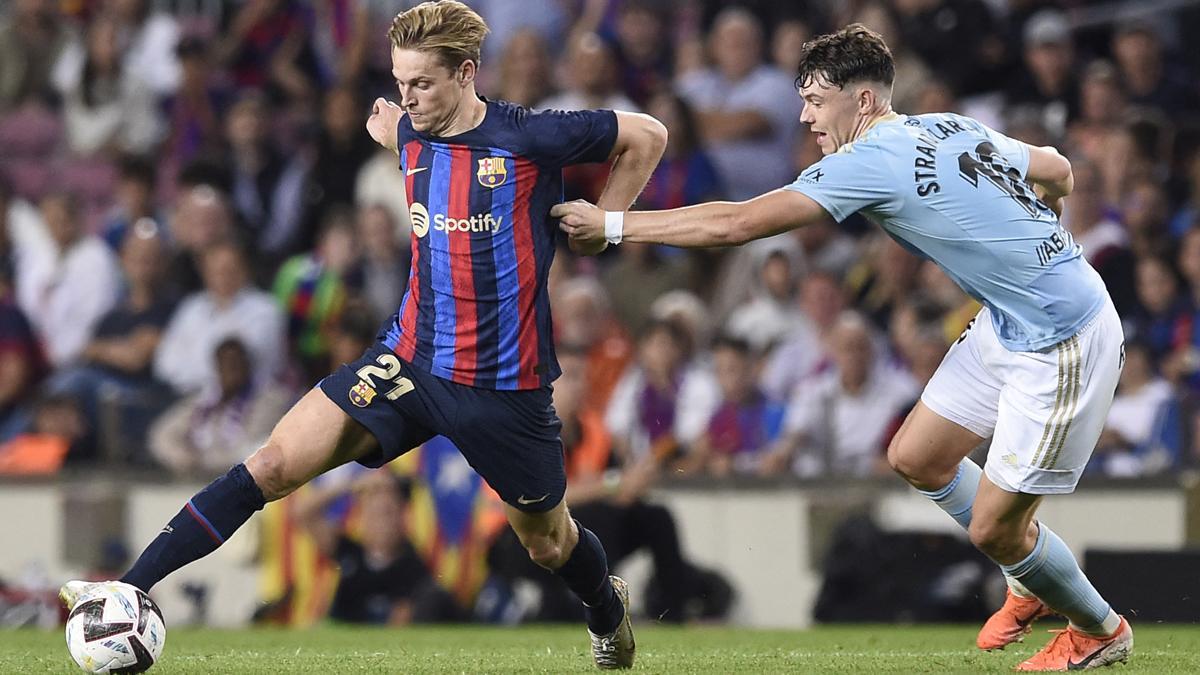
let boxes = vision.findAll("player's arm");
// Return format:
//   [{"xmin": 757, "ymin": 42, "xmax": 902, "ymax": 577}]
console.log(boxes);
[
  {"xmin": 553, "ymin": 188, "xmax": 828, "ymax": 249},
  {"xmin": 1025, "ymin": 144, "xmax": 1073, "ymax": 217},
  {"xmin": 366, "ymin": 97, "xmax": 405, "ymax": 155},
  {"xmin": 569, "ymin": 111, "xmax": 669, "ymax": 256}
]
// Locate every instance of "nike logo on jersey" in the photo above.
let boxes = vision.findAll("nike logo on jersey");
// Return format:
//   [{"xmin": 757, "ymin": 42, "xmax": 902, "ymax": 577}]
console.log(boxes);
[
  {"xmin": 406, "ymin": 166, "xmax": 428, "ymax": 176},
  {"xmin": 517, "ymin": 494, "xmax": 550, "ymax": 505}
]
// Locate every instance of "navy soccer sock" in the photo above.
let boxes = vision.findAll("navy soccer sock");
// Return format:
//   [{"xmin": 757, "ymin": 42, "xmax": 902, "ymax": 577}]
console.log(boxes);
[
  {"xmin": 121, "ymin": 463, "xmax": 266, "ymax": 592},
  {"xmin": 555, "ymin": 520, "xmax": 624, "ymax": 635}
]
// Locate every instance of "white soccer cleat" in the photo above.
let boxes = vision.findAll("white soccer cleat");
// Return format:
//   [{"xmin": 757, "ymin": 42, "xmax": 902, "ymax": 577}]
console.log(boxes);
[
  {"xmin": 588, "ymin": 575, "xmax": 635, "ymax": 669},
  {"xmin": 58, "ymin": 580, "xmax": 101, "ymax": 611}
]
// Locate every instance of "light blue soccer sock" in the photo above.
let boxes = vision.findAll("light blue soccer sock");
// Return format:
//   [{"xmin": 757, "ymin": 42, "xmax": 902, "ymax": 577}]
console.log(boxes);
[
  {"xmin": 916, "ymin": 459, "xmax": 1035, "ymax": 598},
  {"xmin": 1000, "ymin": 522, "xmax": 1121, "ymax": 636},
  {"xmin": 916, "ymin": 458, "xmax": 983, "ymax": 530}
]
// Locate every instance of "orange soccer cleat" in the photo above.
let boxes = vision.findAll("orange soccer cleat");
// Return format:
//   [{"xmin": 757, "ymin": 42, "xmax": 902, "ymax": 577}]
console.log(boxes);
[
  {"xmin": 977, "ymin": 589, "xmax": 1054, "ymax": 650},
  {"xmin": 1015, "ymin": 616, "xmax": 1133, "ymax": 671}
]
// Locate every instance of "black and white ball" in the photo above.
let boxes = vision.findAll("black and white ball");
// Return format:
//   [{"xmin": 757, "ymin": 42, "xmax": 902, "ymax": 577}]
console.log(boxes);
[{"xmin": 65, "ymin": 582, "xmax": 166, "ymax": 674}]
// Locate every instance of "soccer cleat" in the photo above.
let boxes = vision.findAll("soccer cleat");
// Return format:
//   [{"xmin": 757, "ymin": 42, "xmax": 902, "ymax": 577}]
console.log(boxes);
[
  {"xmin": 977, "ymin": 589, "xmax": 1053, "ymax": 650},
  {"xmin": 588, "ymin": 575, "xmax": 635, "ymax": 669},
  {"xmin": 1016, "ymin": 616, "xmax": 1133, "ymax": 671},
  {"xmin": 58, "ymin": 580, "xmax": 100, "ymax": 611}
]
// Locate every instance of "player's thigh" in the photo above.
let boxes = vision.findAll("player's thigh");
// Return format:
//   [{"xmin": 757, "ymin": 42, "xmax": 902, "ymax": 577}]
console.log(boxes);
[
  {"xmin": 245, "ymin": 387, "xmax": 379, "ymax": 501},
  {"xmin": 985, "ymin": 303, "xmax": 1123, "ymax": 495},
  {"xmin": 888, "ymin": 400, "xmax": 988, "ymax": 489},
  {"xmin": 450, "ymin": 384, "xmax": 567, "ymax": 516}
]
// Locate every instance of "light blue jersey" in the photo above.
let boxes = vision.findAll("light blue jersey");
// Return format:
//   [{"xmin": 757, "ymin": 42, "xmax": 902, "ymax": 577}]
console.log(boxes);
[{"xmin": 786, "ymin": 112, "xmax": 1109, "ymax": 352}]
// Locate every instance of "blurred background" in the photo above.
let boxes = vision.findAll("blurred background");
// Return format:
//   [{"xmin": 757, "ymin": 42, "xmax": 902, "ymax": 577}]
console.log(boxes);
[{"xmin": 2, "ymin": 0, "xmax": 1200, "ymax": 631}]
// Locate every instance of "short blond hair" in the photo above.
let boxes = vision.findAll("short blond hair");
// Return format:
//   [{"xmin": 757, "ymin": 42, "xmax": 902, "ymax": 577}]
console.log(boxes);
[{"xmin": 389, "ymin": 1, "xmax": 490, "ymax": 71}]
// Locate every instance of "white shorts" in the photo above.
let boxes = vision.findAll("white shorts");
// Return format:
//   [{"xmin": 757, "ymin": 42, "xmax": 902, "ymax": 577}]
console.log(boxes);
[{"xmin": 920, "ymin": 300, "xmax": 1124, "ymax": 494}]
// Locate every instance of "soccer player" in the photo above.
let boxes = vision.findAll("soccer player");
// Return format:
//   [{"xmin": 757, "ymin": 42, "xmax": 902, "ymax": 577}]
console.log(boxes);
[
  {"xmin": 61, "ymin": 2, "xmax": 666, "ymax": 669},
  {"xmin": 554, "ymin": 24, "xmax": 1132, "ymax": 672}
]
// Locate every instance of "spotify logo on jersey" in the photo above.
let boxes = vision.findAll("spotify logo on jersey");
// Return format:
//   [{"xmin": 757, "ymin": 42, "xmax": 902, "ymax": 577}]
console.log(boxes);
[{"xmin": 409, "ymin": 202, "xmax": 430, "ymax": 238}]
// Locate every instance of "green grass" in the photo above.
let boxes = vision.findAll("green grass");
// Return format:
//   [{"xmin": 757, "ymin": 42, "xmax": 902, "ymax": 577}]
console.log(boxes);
[{"xmin": 4, "ymin": 623, "xmax": 1200, "ymax": 673}]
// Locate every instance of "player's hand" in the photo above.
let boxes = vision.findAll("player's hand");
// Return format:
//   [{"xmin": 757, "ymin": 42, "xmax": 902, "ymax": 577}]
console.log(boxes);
[
  {"xmin": 551, "ymin": 200, "xmax": 605, "ymax": 245},
  {"xmin": 366, "ymin": 97, "xmax": 403, "ymax": 154}
]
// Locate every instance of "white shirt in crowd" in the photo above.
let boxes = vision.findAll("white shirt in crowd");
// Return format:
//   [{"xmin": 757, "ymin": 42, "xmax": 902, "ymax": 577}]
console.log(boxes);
[{"xmin": 604, "ymin": 361, "xmax": 721, "ymax": 460}]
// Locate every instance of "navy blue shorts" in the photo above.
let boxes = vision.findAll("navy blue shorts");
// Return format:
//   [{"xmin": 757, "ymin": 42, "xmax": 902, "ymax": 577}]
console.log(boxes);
[{"xmin": 318, "ymin": 342, "xmax": 565, "ymax": 512}]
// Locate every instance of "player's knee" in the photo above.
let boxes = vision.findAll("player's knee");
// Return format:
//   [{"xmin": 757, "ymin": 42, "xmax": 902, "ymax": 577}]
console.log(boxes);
[
  {"xmin": 244, "ymin": 440, "xmax": 294, "ymax": 502},
  {"xmin": 968, "ymin": 519, "xmax": 1023, "ymax": 562},
  {"xmin": 524, "ymin": 533, "xmax": 566, "ymax": 570},
  {"xmin": 887, "ymin": 431, "xmax": 921, "ymax": 482}
]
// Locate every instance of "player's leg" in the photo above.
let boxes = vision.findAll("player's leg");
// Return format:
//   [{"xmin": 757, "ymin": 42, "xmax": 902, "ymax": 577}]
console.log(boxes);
[{"xmin": 117, "ymin": 388, "xmax": 378, "ymax": 592}]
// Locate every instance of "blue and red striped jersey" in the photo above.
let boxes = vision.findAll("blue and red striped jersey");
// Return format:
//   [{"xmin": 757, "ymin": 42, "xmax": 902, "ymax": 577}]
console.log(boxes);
[{"xmin": 382, "ymin": 98, "xmax": 617, "ymax": 390}]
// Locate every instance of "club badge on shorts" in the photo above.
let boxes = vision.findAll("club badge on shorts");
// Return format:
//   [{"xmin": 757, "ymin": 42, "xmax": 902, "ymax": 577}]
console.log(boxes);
[
  {"xmin": 349, "ymin": 380, "xmax": 377, "ymax": 408},
  {"xmin": 477, "ymin": 157, "xmax": 507, "ymax": 188}
]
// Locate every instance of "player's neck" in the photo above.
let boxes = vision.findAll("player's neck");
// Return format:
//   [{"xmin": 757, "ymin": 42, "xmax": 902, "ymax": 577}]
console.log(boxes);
[
  {"xmin": 434, "ymin": 89, "xmax": 487, "ymax": 137},
  {"xmin": 850, "ymin": 106, "xmax": 898, "ymax": 144}
]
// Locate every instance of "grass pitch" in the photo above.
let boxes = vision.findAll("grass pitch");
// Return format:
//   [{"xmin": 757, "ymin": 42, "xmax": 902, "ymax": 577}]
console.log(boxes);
[{"xmin": 4, "ymin": 622, "xmax": 1200, "ymax": 673}]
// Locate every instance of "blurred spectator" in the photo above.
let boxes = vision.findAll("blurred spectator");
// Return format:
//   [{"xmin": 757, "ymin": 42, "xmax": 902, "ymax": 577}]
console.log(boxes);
[
  {"xmin": 100, "ymin": 155, "xmax": 158, "ymax": 251},
  {"xmin": 845, "ymin": 235, "xmax": 923, "ymax": 332},
  {"xmin": 0, "ymin": 0, "xmax": 74, "ymax": 109},
  {"xmin": 609, "ymin": 0, "xmax": 674, "ymax": 107},
  {"xmin": 46, "ymin": 221, "xmax": 176, "ymax": 459},
  {"xmin": 764, "ymin": 312, "xmax": 917, "ymax": 478},
  {"xmin": 16, "ymin": 192, "xmax": 121, "ymax": 367},
  {"xmin": 771, "ymin": 18, "xmax": 811, "ymax": 75},
  {"xmin": 1122, "ymin": 176, "xmax": 1173, "ymax": 261},
  {"xmin": 1169, "ymin": 152, "xmax": 1200, "ymax": 238},
  {"xmin": 164, "ymin": 184, "xmax": 237, "ymax": 296},
  {"xmin": 1111, "ymin": 19, "xmax": 1200, "ymax": 115},
  {"xmin": 853, "ymin": 2, "xmax": 932, "ymax": 115},
  {"xmin": 637, "ymin": 93, "xmax": 723, "ymax": 210},
  {"xmin": 725, "ymin": 248, "xmax": 799, "ymax": 353},
  {"xmin": 1094, "ymin": 341, "xmax": 1182, "ymax": 477},
  {"xmin": 1006, "ymin": 9, "xmax": 1077, "ymax": 140},
  {"xmin": 154, "ymin": 240, "xmax": 286, "ymax": 394},
  {"xmin": 106, "ymin": 0, "xmax": 181, "ymax": 96},
  {"xmin": 223, "ymin": 92, "xmax": 311, "ymax": 266},
  {"xmin": 1067, "ymin": 60, "xmax": 1127, "ymax": 158},
  {"xmin": 1065, "ymin": 160, "xmax": 1136, "ymax": 315},
  {"xmin": 495, "ymin": 29, "xmax": 553, "ymax": 109},
  {"xmin": 760, "ymin": 270, "xmax": 845, "ymax": 402},
  {"xmin": 306, "ymin": 86, "xmax": 376, "ymax": 248},
  {"xmin": 1130, "ymin": 256, "xmax": 1186, "ymax": 363},
  {"xmin": 354, "ymin": 147, "xmax": 412, "ymax": 238},
  {"xmin": 274, "ymin": 207, "xmax": 357, "ymax": 381},
  {"xmin": 687, "ymin": 335, "xmax": 786, "ymax": 477},
  {"xmin": 345, "ymin": 204, "xmax": 408, "ymax": 324},
  {"xmin": 605, "ymin": 317, "xmax": 719, "ymax": 463},
  {"xmin": 52, "ymin": 13, "xmax": 164, "ymax": 156},
  {"xmin": 0, "ymin": 258, "xmax": 47, "ymax": 441},
  {"xmin": 161, "ymin": 36, "xmax": 232, "ymax": 190},
  {"xmin": 149, "ymin": 337, "xmax": 291, "ymax": 476},
  {"xmin": 215, "ymin": 0, "xmax": 317, "ymax": 101},
  {"xmin": 601, "ymin": 244, "xmax": 697, "ymax": 338},
  {"xmin": 299, "ymin": 469, "xmax": 459, "ymax": 624},
  {"xmin": 893, "ymin": 0, "xmax": 1006, "ymax": 97},
  {"xmin": 327, "ymin": 300, "xmax": 378, "ymax": 369},
  {"xmin": 553, "ymin": 277, "xmax": 633, "ymax": 416},
  {"xmin": 542, "ymin": 32, "xmax": 637, "ymax": 113},
  {"xmin": 0, "ymin": 394, "xmax": 83, "ymax": 472},
  {"xmin": 677, "ymin": 8, "xmax": 797, "ymax": 200}
]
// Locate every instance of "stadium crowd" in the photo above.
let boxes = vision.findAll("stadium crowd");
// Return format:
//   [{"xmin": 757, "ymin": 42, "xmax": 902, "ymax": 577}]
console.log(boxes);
[{"xmin": 2, "ymin": 0, "xmax": 1200, "ymax": 625}]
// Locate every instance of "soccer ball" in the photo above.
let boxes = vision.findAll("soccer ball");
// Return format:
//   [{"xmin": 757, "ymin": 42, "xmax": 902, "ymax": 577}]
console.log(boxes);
[{"xmin": 65, "ymin": 582, "xmax": 166, "ymax": 673}]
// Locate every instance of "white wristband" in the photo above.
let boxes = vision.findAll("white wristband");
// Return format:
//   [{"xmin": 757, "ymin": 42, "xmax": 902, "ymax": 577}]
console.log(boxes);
[{"xmin": 604, "ymin": 211, "xmax": 624, "ymax": 245}]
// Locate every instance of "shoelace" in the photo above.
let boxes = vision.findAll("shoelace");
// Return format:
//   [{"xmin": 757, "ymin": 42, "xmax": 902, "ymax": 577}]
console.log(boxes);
[
  {"xmin": 592, "ymin": 634, "xmax": 619, "ymax": 667},
  {"xmin": 1029, "ymin": 629, "xmax": 1077, "ymax": 664}
]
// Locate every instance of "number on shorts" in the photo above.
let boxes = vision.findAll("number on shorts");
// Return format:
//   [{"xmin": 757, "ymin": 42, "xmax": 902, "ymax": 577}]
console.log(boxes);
[{"xmin": 355, "ymin": 353, "xmax": 415, "ymax": 400}]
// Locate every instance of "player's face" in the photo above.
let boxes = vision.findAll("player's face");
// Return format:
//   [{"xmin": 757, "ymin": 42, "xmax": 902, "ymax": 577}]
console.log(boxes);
[
  {"xmin": 392, "ymin": 47, "xmax": 470, "ymax": 135},
  {"xmin": 798, "ymin": 74, "xmax": 861, "ymax": 155}
]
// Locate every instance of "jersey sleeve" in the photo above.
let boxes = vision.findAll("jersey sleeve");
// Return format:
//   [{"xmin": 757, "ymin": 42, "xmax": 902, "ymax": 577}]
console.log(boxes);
[
  {"xmin": 783, "ymin": 149, "xmax": 891, "ymax": 223},
  {"xmin": 976, "ymin": 120, "xmax": 1031, "ymax": 176},
  {"xmin": 523, "ymin": 108, "xmax": 618, "ymax": 167}
]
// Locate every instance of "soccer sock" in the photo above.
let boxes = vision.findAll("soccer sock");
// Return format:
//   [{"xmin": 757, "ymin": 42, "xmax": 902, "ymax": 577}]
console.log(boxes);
[
  {"xmin": 916, "ymin": 459, "xmax": 1033, "ymax": 598},
  {"xmin": 1000, "ymin": 522, "xmax": 1121, "ymax": 637},
  {"xmin": 121, "ymin": 464, "xmax": 266, "ymax": 592},
  {"xmin": 555, "ymin": 520, "xmax": 624, "ymax": 635}
]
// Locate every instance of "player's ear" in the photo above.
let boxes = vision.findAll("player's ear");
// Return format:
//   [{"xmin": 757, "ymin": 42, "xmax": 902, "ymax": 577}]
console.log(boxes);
[{"xmin": 457, "ymin": 60, "xmax": 477, "ymax": 87}]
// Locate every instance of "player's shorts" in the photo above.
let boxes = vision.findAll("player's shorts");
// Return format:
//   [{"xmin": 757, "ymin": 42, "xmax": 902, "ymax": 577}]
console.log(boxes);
[
  {"xmin": 318, "ymin": 341, "xmax": 565, "ymax": 512},
  {"xmin": 920, "ymin": 299, "xmax": 1124, "ymax": 494}
]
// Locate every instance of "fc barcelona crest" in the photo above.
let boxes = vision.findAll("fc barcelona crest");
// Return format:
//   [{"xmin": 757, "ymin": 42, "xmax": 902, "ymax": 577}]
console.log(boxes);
[
  {"xmin": 349, "ymin": 380, "xmax": 377, "ymax": 408},
  {"xmin": 477, "ymin": 157, "xmax": 507, "ymax": 188}
]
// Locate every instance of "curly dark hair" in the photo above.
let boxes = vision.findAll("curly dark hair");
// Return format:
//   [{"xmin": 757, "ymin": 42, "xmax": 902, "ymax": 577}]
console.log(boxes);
[{"xmin": 795, "ymin": 23, "xmax": 895, "ymax": 90}]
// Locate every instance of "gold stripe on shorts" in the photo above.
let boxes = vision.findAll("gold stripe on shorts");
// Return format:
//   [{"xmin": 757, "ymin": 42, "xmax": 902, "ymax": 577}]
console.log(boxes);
[
  {"xmin": 1042, "ymin": 336, "xmax": 1083, "ymax": 469},
  {"xmin": 1030, "ymin": 337, "xmax": 1071, "ymax": 469}
]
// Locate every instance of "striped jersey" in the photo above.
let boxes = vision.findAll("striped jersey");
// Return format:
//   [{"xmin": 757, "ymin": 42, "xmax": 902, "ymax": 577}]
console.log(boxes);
[{"xmin": 382, "ymin": 97, "xmax": 617, "ymax": 389}]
